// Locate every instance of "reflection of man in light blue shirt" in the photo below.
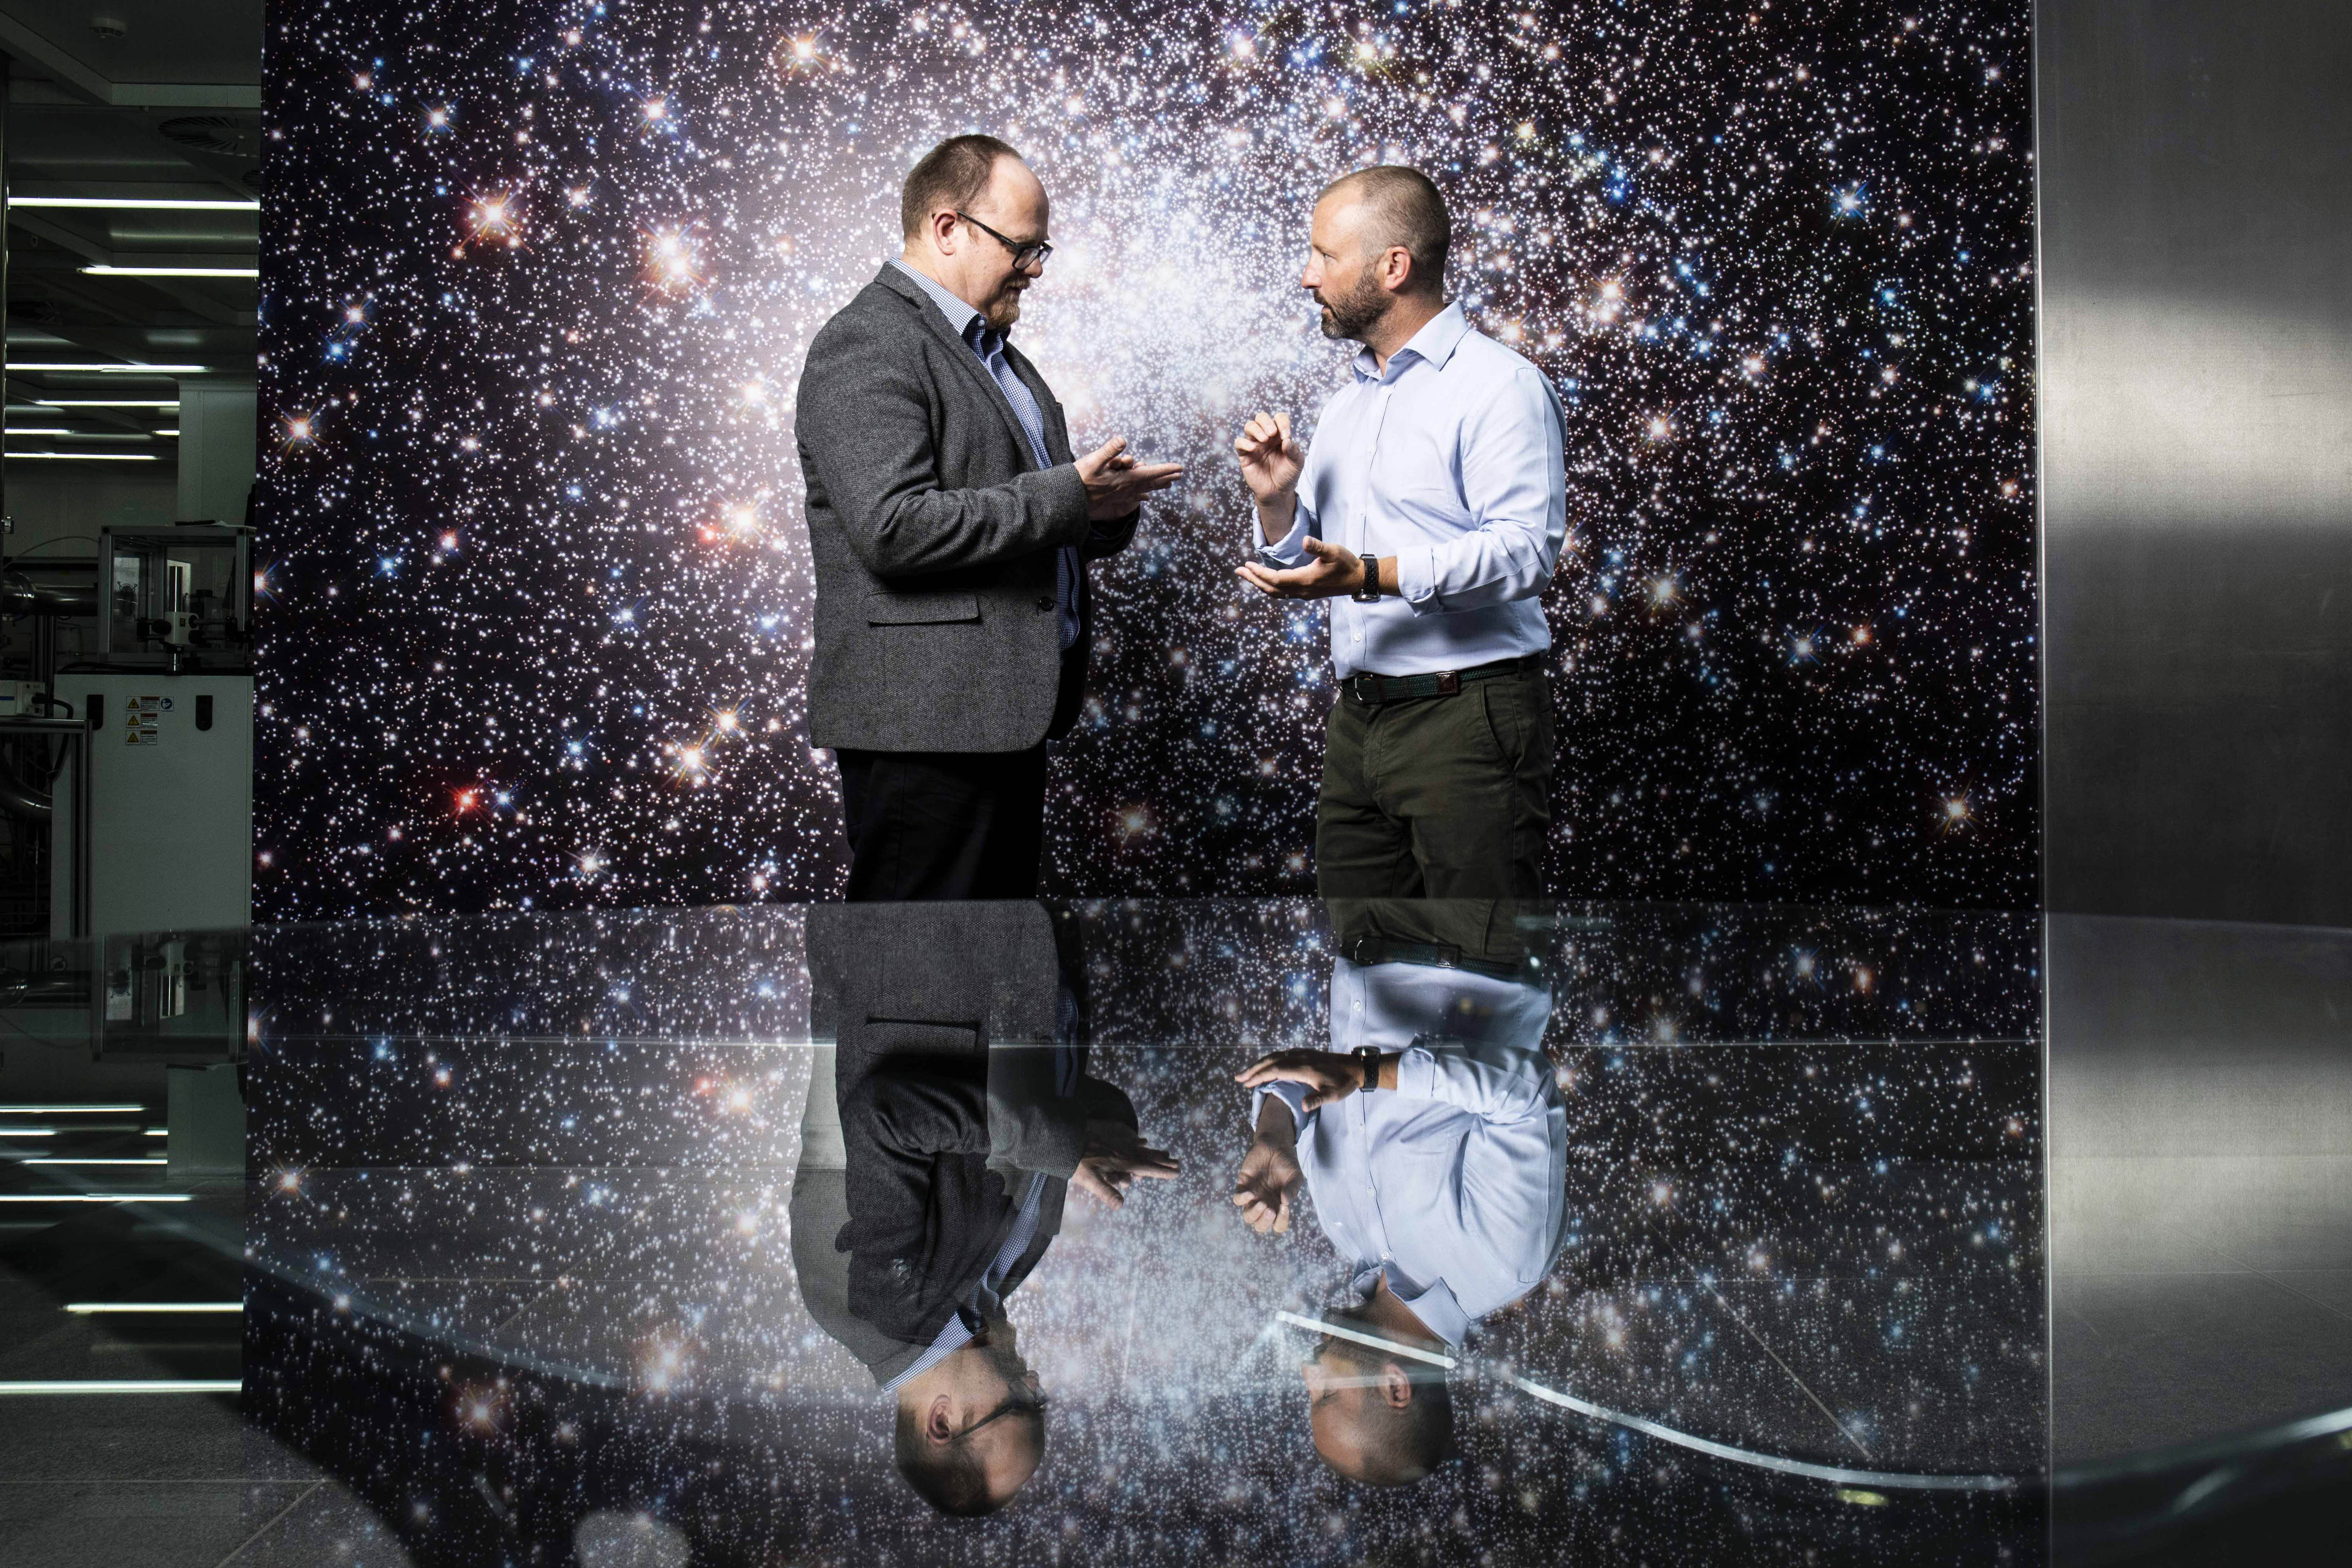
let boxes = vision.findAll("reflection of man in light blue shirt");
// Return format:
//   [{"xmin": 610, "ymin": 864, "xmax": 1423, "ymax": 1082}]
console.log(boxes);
[
  {"xmin": 1236, "ymin": 166, "xmax": 1569, "ymax": 898},
  {"xmin": 1232, "ymin": 901, "xmax": 1568, "ymax": 1485}
]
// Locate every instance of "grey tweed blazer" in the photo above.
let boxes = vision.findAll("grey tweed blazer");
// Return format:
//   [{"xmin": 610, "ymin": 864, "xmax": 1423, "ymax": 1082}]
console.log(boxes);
[{"xmin": 795, "ymin": 264, "xmax": 1139, "ymax": 752}]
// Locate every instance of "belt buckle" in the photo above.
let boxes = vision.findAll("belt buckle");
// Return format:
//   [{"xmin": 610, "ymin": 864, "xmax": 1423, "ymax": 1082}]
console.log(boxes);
[{"xmin": 1436, "ymin": 671, "xmax": 1462, "ymax": 695}]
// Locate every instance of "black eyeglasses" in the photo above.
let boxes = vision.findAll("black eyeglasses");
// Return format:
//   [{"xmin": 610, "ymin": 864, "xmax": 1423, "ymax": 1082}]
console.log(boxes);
[
  {"xmin": 951, "ymin": 1379, "xmax": 1048, "ymax": 1443},
  {"xmin": 955, "ymin": 211, "xmax": 1053, "ymax": 270}
]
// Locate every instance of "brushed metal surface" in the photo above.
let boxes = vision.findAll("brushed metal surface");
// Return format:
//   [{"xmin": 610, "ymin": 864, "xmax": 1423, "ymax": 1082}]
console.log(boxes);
[
  {"xmin": 2047, "ymin": 913, "xmax": 2352, "ymax": 1464},
  {"xmin": 2040, "ymin": 0, "xmax": 2352, "ymax": 923}
]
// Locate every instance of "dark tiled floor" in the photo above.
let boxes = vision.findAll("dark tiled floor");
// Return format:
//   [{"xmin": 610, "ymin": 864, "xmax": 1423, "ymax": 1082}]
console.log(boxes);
[
  {"xmin": 0, "ymin": 1482, "xmax": 321, "ymax": 1568},
  {"xmin": 2052, "ymin": 1271, "xmax": 2352, "ymax": 1461},
  {"xmin": 218, "ymin": 1479, "xmax": 414, "ymax": 1568},
  {"xmin": 2265, "ymin": 1270, "xmax": 2352, "ymax": 1322}
]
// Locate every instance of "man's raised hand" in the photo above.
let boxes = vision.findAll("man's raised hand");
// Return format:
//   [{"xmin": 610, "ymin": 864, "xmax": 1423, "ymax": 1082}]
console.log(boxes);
[
  {"xmin": 1234, "ymin": 411, "xmax": 1303, "ymax": 504},
  {"xmin": 1077, "ymin": 435, "xmax": 1183, "ymax": 521},
  {"xmin": 1231, "ymin": 1136, "xmax": 1302, "ymax": 1235},
  {"xmin": 1070, "ymin": 1117, "xmax": 1181, "ymax": 1210}
]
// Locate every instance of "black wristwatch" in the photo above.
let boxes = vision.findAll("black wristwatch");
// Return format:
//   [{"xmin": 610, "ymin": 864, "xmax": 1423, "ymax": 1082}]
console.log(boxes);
[
  {"xmin": 1350, "ymin": 555, "xmax": 1383, "ymax": 602},
  {"xmin": 1353, "ymin": 1045, "xmax": 1382, "ymax": 1093}
]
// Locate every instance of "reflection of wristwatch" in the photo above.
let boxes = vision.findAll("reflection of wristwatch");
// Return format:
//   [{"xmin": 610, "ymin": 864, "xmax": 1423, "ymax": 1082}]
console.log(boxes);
[
  {"xmin": 1350, "ymin": 555, "xmax": 1383, "ymax": 602},
  {"xmin": 1354, "ymin": 1045, "xmax": 1382, "ymax": 1093}
]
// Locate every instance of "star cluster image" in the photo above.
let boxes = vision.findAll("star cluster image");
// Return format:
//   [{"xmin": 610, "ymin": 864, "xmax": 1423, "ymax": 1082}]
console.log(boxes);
[{"xmin": 254, "ymin": 0, "xmax": 2035, "ymax": 915}]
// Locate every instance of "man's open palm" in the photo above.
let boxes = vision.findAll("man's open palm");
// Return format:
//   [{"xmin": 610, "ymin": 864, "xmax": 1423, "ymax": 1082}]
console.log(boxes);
[{"xmin": 1071, "ymin": 1119, "xmax": 1180, "ymax": 1210}]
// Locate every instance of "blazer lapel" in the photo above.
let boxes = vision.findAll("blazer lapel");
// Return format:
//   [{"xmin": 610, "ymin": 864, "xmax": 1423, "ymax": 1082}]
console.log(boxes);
[
  {"xmin": 870, "ymin": 265, "xmax": 1044, "ymax": 473},
  {"xmin": 1003, "ymin": 343, "xmax": 1073, "ymax": 466}
]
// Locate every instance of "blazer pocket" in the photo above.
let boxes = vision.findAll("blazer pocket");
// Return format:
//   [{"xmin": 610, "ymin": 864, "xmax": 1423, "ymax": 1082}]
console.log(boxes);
[{"xmin": 865, "ymin": 592, "xmax": 980, "ymax": 625}]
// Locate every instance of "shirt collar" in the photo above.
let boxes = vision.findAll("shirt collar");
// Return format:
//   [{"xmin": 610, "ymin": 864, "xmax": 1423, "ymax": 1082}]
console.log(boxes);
[
  {"xmin": 1351, "ymin": 300, "xmax": 1471, "ymax": 384},
  {"xmin": 1388, "ymin": 1272, "xmax": 1472, "ymax": 1349},
  {"xmin": 890, "ymin": 257, "xmax": 995, "ymax": 347},
  {"xmin": 1352, "ymin": 1264, "xmax": 1474, "ymax": 1350},
  {"xmin": 881, "ymin": 1310, "xmax": 975, "ymax": 1391}
]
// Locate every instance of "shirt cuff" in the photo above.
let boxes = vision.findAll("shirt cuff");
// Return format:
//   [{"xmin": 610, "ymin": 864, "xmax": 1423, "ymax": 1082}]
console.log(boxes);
[
  {"xmin": 1251, "ymin": 1080, "xmax": 1312, "ymax": 1132},
  {"xmin": 1256, "ymin": 506, "xmax": 1313, "ymax": 565},
  {"xmin": 1394, "ymin": 546, "xmax": 1445, "ymax": 614}
]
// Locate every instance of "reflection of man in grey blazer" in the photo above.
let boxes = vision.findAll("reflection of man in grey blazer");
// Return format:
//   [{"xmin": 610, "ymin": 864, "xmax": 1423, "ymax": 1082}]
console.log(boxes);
[
  {"xmin": 791, "ymin": 902, "xmax": 1177, "ymax": 1515},
  {"xmin": 796, "ymin": 135, "xmax": 1182, "ymax": 899}
]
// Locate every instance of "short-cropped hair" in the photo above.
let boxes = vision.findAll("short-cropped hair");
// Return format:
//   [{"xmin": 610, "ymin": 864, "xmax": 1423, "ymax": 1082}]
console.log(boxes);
[
  {"xmin": 902, "ymin": 134, "xmax": 1023, "ymax": 240},
  {"xmin": 1318, "ymin": 1336, "xmax": 1458, "ymax": 1486},
  {"xmin": 894, "ymin": 1399, "xmax": 995, "ymax": 1516},
  {"xmin": 1322, "ymin": 165, "xmax": 1451, "ymax": 296}
]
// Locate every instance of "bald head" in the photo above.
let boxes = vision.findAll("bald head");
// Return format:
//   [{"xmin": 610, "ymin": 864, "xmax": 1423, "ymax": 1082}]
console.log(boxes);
[
  {"xmin": 1316, "ymin": 165, "xmax": 1451, "ymax": 300},
  {"xmin": 1302, "ymin": 1336, "xmax": 1457, "ymax": 1486},
  {"xmin": 892, "ymin": 1334, "xmax": 1045, "ymax": 1516}
]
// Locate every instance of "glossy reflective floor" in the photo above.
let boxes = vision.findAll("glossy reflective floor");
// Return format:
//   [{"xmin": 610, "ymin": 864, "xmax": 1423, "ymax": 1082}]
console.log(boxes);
[{"xmin": 0, "ymin": 903, "xmax": 2345, "ymax": 1566}]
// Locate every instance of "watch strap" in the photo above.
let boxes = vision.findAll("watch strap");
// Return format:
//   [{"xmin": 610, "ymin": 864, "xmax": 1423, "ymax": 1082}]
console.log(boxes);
[{"xmin": 1354, "ymin": 1045, "xmax": 1382, "ymax": 1093}]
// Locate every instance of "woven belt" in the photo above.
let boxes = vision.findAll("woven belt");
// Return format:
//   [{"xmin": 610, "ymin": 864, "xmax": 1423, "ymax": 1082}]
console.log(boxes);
[
  {"xmin": 1338, "ymin": 933, "xmax": 1543, "ymax": 983},
  {"xmin": 1342, "ymin": 652, "xmax": 1542, "ymax": 706}
]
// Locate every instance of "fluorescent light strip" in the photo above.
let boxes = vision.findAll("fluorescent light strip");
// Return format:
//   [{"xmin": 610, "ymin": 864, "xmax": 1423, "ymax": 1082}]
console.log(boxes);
[
  {"xmin": 64, "ymin": 1302, "xmax": 240, "ymax": 1315},
  {"xmin": 31, "ymin": 400, "xmax": 180, "ymax": 410},
  {"xmin": 0, "ymin": 1105, "xmax": 150, "ymax": 1113},
  {"xmin": 153, "ymin": 429, "xmax": 181, "ymax": 437},
  {"xmin": 5, "ymin": 452, "xmax": 162, "ymax": 462},
  {"xmin": 145, "ymin": 1129, "xmax": 169, "ymax": 1138},
  {"xmin": 0, "ymin": 1380, "xmax": 240, "ymax": 1394},
  {"xmin": 11, "ymin": 196, "xmax": 258, "ymax": 211},
  {"xmin": 80, "ymin": 265, "xmax": 258, "ymax": 279},
  {"xmin": 0, "ymin": 1129, "xmax": 57, "ymax": 1138},
  {"xmin": 0, "ymin": 1194, "xmax": 190, "ymax": 1203},
  {"xmin": 20, "ymin": 1157, "xmax": 168, "ymax": 1167},
  {"xmin": 6, "ymin": 363, "xmax": 208, "ymax": 374},
  {"xmin": 2, "ymin": 427, "xmax": 75, "ymax": 436}
]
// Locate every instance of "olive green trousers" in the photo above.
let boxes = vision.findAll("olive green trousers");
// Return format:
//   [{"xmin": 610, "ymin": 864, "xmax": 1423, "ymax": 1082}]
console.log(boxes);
[{"xmin": 1314, "ymin": 663, "xmax": 1554, "ymax": 897}]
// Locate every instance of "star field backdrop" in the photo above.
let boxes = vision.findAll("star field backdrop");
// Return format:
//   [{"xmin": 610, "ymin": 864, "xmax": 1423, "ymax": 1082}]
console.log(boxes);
[{"xmin": 254, "ymin": 0, "xmax": 2036, "ymax": 916}]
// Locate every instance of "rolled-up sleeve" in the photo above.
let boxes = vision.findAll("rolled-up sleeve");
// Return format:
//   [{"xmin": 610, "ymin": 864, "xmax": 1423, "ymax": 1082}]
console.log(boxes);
[
  {"xmin": 1394, "ymin": 367, "xmax": 1566, "ymax": 615},
  {"xmin": 1392, "ymin": 1037, "xmax": 1553, "ymax": 1123},
  {"xmin": 1255, "ymin": 486, "xmax": 1317, "ymax": 567}
]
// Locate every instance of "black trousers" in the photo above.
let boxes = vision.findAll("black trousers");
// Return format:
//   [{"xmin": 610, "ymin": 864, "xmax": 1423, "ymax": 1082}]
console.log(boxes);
[{"xmin": 834, "ymin": 746, "xmax": 1049, "ymax": 901}]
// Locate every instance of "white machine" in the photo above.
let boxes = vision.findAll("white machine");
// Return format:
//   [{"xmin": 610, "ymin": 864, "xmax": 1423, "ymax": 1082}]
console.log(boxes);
[{"xmin": 63, "ymin": 674, "xmax": 253, "ymax": 939}]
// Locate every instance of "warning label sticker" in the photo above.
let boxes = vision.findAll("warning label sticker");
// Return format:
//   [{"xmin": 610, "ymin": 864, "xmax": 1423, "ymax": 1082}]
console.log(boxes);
[{"xmin": 125, "ymin": 694, "xmax": 162, "ymax": 746}]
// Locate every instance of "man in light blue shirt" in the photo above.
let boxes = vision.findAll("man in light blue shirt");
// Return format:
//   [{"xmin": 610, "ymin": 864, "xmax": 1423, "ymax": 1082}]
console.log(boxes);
[
  {"xmin": 1237, "ymin": 166, "xmax": 1570, "ymax": 897},
  {"xmin": 1231, "ymin": 900, "xmax": 1568, "ymax": 1485}
]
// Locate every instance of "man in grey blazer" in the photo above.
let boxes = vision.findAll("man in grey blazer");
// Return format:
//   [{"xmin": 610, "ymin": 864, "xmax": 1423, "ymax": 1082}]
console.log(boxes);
[{"xmin": 797, "ymin": 135, "xmax": 1181, "ymax": 899}]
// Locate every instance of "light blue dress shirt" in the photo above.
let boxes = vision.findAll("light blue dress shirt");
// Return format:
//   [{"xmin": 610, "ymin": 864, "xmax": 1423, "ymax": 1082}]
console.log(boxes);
[
  {"xmin": 889, "ymin": 258, "xmax": 1080, "ymax": 651},
  {"xmin": 1259, "ymin": 302, "xmax": 1569, "ymax": 679},
  {"xmin": 1254, "ymin": 954, "xmax": 1567, "ymax": 1347}
]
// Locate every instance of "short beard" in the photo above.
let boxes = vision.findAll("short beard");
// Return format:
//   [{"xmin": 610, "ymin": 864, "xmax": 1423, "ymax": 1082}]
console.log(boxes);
[{"xmin": 1318, "ymin": 268, "xmax": 1390, "ymax": 343}]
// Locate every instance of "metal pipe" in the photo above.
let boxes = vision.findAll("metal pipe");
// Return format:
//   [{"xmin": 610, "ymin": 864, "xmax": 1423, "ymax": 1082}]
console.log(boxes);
[
  {"xmin": 0, "ymin": 744, "xmax": 52, "ymax": 821},
  {"xmin": 0, "ymin": 573, "xmax": 98, "ymax": 618}
]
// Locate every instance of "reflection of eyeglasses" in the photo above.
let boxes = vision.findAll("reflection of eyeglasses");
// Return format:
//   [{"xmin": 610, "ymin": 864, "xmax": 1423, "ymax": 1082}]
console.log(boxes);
[
  {"xmin": 952, "ymin": 1379, "xmax": 1048, "ymax": 1443},
  {"xmin": 955, "ymin": 211, "xmax": 1053, "ymax": 270}
]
